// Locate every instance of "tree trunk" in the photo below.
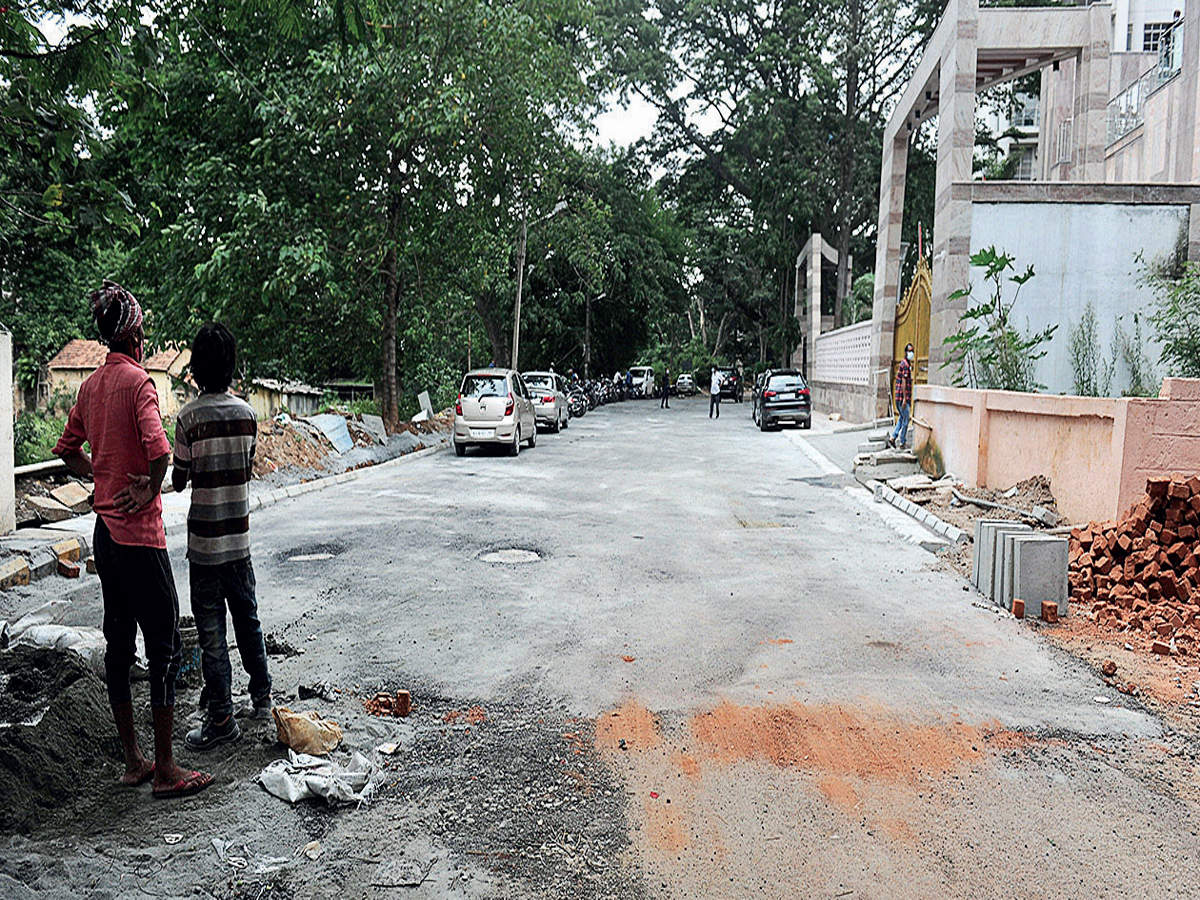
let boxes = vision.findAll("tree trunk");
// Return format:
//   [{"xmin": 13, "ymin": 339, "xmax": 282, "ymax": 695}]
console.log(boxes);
[
  {"xmin": 381, "ymin": 244, "xmax": 400, "ymax": 431},
  {"xmin": 474, "ymin": 295, "xmax": 508, "ymax": 366},
  {"xmin": 834, "ymin": 0, "xmax": 862, "ymax": 328}
]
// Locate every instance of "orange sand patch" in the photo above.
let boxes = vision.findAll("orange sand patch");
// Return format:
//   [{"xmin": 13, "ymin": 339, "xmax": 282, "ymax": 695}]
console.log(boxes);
[
  {"xmin": 674, "ymin": 752, "xmax": 700, "ymax": 779},
  {"xmin": 645, "ymin": 801, "xmax": 688, "ymax": 853},
  {"xmin": 689, "ymin": 700, "xmax": 986, "ymax": 782},
  {"xmin": 595, "ymin": 699, "xmax": 661, "ymax": 752},
  {"xmin": 880, "ymin": 818, "xmax": 916, "ymax": 843},
  {"xmin": 465, "ymin": 705, "xmax": 486, "ymax": 725},
  {"xmin": 816, "ymin": 776, "xmax": 860, "ymax": 811},
  {"xmin": 762, "ymin": 639, "xmax": 794, "ymax": 645}
]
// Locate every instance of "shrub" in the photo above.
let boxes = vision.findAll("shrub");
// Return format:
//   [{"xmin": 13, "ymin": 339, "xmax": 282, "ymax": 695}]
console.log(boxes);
[{"xmin": 942, "ymin": 246, "xmax": 1057, "ymax": 392}]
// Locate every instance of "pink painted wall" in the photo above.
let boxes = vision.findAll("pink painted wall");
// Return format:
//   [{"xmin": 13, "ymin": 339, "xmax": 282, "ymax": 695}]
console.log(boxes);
[{"xmin": 914, "ymin": 379, "xmax": 1200, "ymax": 525}]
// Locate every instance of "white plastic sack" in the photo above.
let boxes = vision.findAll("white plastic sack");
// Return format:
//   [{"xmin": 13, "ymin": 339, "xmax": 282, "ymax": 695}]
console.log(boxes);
[{"xmin": 257, "ymin": 750, "xmax": 376, "ymax": 806}]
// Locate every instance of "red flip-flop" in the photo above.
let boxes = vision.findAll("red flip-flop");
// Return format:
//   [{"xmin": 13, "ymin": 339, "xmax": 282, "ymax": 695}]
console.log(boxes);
[{"xmin": 152, "ymin": 770, "xmax": 214, "ymax": 799}]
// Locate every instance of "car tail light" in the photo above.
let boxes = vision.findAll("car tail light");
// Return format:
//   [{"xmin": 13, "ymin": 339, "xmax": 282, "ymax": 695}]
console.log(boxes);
[
  {"xmin": 455, "ymin": 395, "xmax": 463, "ymax": 416},
  {"xmin": 799, "ymin": 388, "xmax": 810, "ymax": 397},
  {"xmin": 763, "ymin": 390, "xmax": 777, "ymax": 399},
  {"xmin": 541, "ymin": 395, "xmax": 553, "ymax": 403},
  {"xmin": 505, "ymin": 393, "xmax": 515, "ymax": 415}
]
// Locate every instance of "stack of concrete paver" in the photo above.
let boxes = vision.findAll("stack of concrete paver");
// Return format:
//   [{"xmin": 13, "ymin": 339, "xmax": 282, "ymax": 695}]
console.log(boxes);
[
  {"xmin": 973, "ymin": 519, "xmax": 1068, "ymax": 620},
  {"xmin": 1069, "ymin": 474, "xmax": 1200, "ymax": 656}
]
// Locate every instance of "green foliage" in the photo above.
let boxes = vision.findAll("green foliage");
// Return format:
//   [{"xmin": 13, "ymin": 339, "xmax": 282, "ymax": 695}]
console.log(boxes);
[
  {"xmin": 1115, "ymin": 316, "xmax": 1158, "ymax": 396},
  {"xmin": 1145, "ymin": 261, "xmax": 1200, "ymax": 378},
  {"xmin": 844, "ymin": 273, "xmax": 875, "ymax": 325},
  {"xmin": 14, "ymin": 411, "xmax": 66, "ymax": 467},
  {"xmin": 1068, "ymin": 302, "xmax": 1114, "ymax": 396},
  {"xmin": 942, "ymin": 246, "xmax": 1057, "ymax": 392}
]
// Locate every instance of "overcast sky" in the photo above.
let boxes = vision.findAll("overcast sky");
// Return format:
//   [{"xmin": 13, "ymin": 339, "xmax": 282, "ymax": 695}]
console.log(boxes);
[{"xmin": 594, "ymin": 94, "xmax": 658, "ymax": 149}]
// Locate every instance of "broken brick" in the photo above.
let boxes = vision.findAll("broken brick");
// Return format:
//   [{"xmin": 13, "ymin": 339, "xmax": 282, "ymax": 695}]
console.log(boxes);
[
  {"xmin": 1152, "ymin": 640, "xmax": 1171, "ymax": 656},
  {"xmin": 56, "ymin": 559, "xmax": 80, "ymax": 578},
  {"xmin": 1012, "ymin": 598, "xmax": 1025, "ymax": 619},
  {"xmin": 1040, "ymin": 601, "xmax": 1059, "ymax": 624}
]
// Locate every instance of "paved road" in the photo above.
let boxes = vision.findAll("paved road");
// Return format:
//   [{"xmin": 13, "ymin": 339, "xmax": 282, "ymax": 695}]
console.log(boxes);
[{"xmin": 4, "ymin": 394, "xmax": 1200, "ymax": 898}]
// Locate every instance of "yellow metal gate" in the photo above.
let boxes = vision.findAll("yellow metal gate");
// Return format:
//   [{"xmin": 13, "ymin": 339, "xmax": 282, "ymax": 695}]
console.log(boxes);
[{"xmin": 891, "ymin": 255, "xmax": 931, "ymax": 412}]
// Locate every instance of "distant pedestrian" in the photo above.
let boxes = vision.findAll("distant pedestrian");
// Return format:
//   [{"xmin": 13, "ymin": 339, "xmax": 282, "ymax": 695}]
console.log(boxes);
[
  {"xmin": 660, "ymin": 368, "xmax": 671, "ymax": 409},
  {"xmin": 172, "ymin": 323, "xmax": 271, "ymax": 751},
  {"xmin": 53, "ymin": 280, "xmax": 213, "ymax": 799},
  {"xmin": 889, "ymin": 342, "xmax": 915, "ymax": 449},
  {"xmin": 709, "ymin": 367, "xmax": 722, "ymax": 418}
]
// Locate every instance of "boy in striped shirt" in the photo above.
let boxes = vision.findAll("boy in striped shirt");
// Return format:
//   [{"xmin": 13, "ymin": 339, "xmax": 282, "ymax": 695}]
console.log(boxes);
[{"xmin": 172, "ymin": 323, "xmax": 271, "ymax": 750}]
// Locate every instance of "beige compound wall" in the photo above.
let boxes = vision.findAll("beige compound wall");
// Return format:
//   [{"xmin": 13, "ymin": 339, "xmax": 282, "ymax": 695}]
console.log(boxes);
[{"xmin": 914, "ymin": 379, "xmax": 1200, "ymax": 524}]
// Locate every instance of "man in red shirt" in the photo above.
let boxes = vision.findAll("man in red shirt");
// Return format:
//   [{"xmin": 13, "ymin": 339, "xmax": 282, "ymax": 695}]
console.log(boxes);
[
  {"xmin": 888, "ymin": 342, "xmax": 915, "ymax": 449},
  {"xmin": 54, "ymin": 281, "xmax": 212, "ymax": 799}
]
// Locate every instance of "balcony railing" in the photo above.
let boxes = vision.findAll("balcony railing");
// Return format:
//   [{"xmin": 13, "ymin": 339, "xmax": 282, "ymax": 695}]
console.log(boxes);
[{"xmin": 1107, "ymin": 22, "xmax": 1184, "ymax": 145}]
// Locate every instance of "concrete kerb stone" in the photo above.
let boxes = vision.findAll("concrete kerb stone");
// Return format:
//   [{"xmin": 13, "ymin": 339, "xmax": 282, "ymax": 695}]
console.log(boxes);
[
  {"xmin": 1013, "ymin": 535, "xmax": 1070, "ymax": 617},
  {"xmin": 871, "ymin": 481, "xmax": 969, "ymax": 546},
  {"xmin": 972, "ymin": 519, "xmax": 1009, "ymax": 589},
  {"xmin": 977, "ymin": 522, "xmax": 1030, "ymax": 600},
  {"xmin": 987, "ymin": 523, "xmax": 1032, "ymax": 604}
]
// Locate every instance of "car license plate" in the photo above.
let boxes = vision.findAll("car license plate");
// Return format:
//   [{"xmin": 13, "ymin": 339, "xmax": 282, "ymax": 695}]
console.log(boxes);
[{"xmin": 470, "ymin": 428, "xmax": 494, "ymax": 438}]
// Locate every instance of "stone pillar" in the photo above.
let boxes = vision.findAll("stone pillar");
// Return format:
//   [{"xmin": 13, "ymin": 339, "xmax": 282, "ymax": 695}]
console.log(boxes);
[
  {"xmin": 929, "ymin": 0, "xmax": 979, "ymax": 384},
  {"xmin": 809, "ymin": 236, "xmax": 822, "ymax": 375},
  {"xmin": 869, "ymin": 134, "xmax": 909, "ymax": 418},
  {"xmin": 0, "ymin": 330, "xmax": 14, "ymax": 535},
  {"xmin": 1072, "ymin": 3, "xmax": 1110, "ymax": 182}
]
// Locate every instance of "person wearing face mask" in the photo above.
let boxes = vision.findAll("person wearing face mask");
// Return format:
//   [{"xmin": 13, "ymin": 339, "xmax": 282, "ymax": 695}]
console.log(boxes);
[
  {"xmin": 54, "ymin": 280, "xmax": 213, "ymax": 800},
  {"xmin": 888, "ymin": 342, "xmax": 915, "ymax": 449}
]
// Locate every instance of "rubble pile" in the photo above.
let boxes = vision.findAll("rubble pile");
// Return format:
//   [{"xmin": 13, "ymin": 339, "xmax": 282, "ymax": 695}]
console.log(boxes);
[
  {"xmin": 252, "ymin": 418, "xmax": 332, "ymax": 477},
  {"xmin": 1069, "ymin": 475, "xmax": 1200, "ymax": 655}
]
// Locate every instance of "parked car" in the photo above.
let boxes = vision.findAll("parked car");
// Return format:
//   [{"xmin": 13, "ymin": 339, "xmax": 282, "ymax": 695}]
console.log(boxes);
[
  {"xmin": 453, "ymin": 368, "xmax": 536, "ymax": 456},
  {"xmin": 714, "ymin": 366, "xmax": 741, "ymax": 401},
  {"xmin": 628, "ymin": 366, "xmax": 655, "ymax": 398},
  {"xmin": 675, "ymin": 373, "xmax": 696, "ymax": 396},
  {"xmin": 752, "ymin": 369, "xmax": 811, "ymax": 430},
  {"xmin": 522, "ymin": 371, "xmax": 569, "ymax": 433}
]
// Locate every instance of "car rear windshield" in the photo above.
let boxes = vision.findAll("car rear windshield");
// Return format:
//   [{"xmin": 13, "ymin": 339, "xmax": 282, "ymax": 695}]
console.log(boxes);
[
  {"xmin": 461, "ymin": 375, "xmax": 508, "ymax": 398},
  {"xmin": 524, "ymin": 375, "xmax": 554, "ymax": 391},
  {"xmin": 767, "ymin": 374, "xmax": 806, "ymax": 390}
]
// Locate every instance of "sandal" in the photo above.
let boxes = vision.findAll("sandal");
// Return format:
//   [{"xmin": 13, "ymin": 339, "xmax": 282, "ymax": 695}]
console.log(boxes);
[{"xmin": 152, "ymin": 769, "xmax": 214, "ymax": 799}]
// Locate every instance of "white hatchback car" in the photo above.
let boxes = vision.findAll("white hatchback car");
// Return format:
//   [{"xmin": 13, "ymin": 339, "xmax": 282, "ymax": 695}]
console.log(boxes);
[
  {"xmin": 453, "ymin": 368, "xmax": 537, "ymax": 457},
  {"xmin": 522, "ymin": 371, "xmax": 569, "ymax": 433}
]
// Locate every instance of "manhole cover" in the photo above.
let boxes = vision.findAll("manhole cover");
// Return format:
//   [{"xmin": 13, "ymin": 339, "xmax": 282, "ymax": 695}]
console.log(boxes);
[{"xmin": 478, "ymin": 548, "xmax": 541, "ymax": 564}]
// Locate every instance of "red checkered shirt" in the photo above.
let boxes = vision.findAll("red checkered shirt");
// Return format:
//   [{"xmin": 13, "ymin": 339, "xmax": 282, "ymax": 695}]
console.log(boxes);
[{"xmin": 894, "ymin": 358, "xmax": 913, "ymax": 407}]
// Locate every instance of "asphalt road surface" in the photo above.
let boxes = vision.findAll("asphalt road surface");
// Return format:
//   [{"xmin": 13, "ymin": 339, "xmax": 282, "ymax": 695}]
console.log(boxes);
[{"xmin": 3, "ymin": 394, "xmax": 1199, "ymax": 899}]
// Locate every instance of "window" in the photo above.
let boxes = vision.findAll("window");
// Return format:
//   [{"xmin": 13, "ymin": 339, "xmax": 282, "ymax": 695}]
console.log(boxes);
[
  {"xmin": 1144, "ymin": 22, "xmax": 1172, "ymax": 51},
  {"xmin": 1126, "ymin": 23, "xmax": 1133, "ymax": 51},
  {"xmin": 1015, "ymin": 148, "xmax": 1037, "ymax": 180},
  {"xmin": 1057, "ymin": 119, "xmax": 1073, "ymax": 164},
  {"xmin": 1013, "ymin": 96, "xmax": 1039, "ymax": 130},
  {"xmin": 461, "ymin": 375, "xmax": 507, "ymax": 398}
]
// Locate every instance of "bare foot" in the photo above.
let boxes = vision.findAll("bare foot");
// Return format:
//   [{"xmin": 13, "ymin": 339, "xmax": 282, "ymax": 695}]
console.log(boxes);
[
  {"xmin": 120, "ymin": 758, "xmax": 154, "ymax": 786},
  {"xmin": 151, "ymin": 765, "xmax": 214, "ymax": 799}
]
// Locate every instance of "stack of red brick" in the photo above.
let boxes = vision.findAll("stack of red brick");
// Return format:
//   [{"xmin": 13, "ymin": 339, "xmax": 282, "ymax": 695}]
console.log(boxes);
[{"xmin": 1069, "ymin": 475, "xmax": 1200, "ymax": 656}]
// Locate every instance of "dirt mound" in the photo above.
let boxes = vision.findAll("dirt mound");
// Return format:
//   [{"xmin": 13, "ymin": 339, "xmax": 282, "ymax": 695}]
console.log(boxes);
[
  {"xmin": 0, "ymin": 645, "xmax": 120, "ymax": 832},
  {"xmin": 253, "ymin": 419, "xmax": 330, "ymax": 477}
]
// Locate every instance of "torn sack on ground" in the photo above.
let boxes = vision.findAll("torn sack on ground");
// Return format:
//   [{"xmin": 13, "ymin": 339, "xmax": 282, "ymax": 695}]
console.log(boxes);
[{"xmin": 257, "ymin": 750, "xmax": 376, "ymax": 805}]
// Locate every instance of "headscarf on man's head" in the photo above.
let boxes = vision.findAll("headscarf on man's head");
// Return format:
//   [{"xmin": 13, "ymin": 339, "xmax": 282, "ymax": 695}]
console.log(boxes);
[{"xmin": 90, "ymin": 279, "xmax": 143, "ymax": 347}]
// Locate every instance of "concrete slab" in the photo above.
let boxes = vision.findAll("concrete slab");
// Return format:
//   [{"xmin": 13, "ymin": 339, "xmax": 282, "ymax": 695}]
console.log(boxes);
[
  {"xmin": 977, "ymin": 522, "xmax": 1031, "ymax": 601},
  {"xmin": 49, "ymin": 482, "xmax": 92, "ymax": 513},
  {"xmin": 990, "ymin": 523, "xmax": 1033, "ymax": 605},
  {"xmin": 999, "ymin": 529, "xmax": 1036, "ymax": 611},
  {"xmin": 979, "ymin": 520, "xmax": 1027, "ymax": 600},
  {"xmin": 1014, "ymin": 536, "xmax": 1070, "ymax": 617},
  {"xmin": 972, "ymin": 519, "xmax": 1009, "ymax": 589},
  {"xmin": 26, "ymin": 496, "xmax": 73, "ymax": 523}
]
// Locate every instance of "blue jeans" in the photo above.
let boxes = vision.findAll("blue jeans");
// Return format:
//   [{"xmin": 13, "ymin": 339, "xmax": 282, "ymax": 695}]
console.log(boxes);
[
  {"xmin": 891, "ymin": 402, "xmax": 911, "ymax": 446},
  {"xmin": 190, "ymin": 558, "xmax": 271, "ymax": 719}
]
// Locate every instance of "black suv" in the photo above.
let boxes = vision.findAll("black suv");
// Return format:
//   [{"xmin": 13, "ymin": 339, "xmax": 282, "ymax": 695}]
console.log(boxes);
[{"xmin": 752, "ymin": 369, "xmax": 811, "ymax": 430}]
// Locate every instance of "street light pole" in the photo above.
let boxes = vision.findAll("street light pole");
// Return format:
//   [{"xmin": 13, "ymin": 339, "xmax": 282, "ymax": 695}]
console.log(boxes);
[
  {"xmin": 512, "ymin": 214, "xmax": 527, "ymax": 370},
  {"xmin": 511, "ymin": 200, "xmax": 567, "ymax": 372},
  {"xmin": 585, "ymin": 291, "xmax": 604, "ymax": 380}
]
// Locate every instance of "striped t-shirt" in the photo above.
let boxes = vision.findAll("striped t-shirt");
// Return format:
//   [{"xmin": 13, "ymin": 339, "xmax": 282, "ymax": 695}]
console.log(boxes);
[{"xmin": 173, "ymin": 392, "xmax": 257, "ymax": 566}]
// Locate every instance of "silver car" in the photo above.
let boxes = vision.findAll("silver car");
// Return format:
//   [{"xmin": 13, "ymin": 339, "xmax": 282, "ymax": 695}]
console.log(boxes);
[
  {"xmin": 453, "ymin": 369, "xmax": 536, "ymax": 457},
  {"xmin": 522, "ymin": 371, "xmax": 569, "ymax": 433}
]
